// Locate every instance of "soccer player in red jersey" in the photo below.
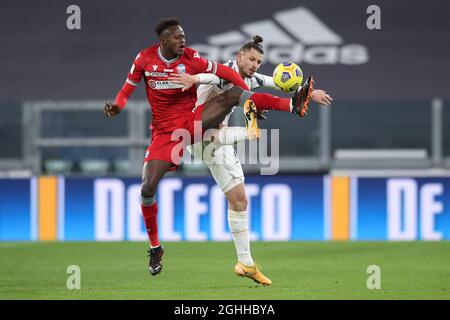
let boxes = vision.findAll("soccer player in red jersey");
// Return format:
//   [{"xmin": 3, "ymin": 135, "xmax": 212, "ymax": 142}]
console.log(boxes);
[{"xmin": 103, "ymin": 18, "xmax": 313, "ymax": 276}]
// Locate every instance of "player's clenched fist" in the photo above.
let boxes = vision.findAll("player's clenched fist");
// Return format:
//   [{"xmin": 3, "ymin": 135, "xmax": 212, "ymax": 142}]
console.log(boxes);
[{"xmin": 104, "ymin": 102, "xmax": 122, "ymax": 117}]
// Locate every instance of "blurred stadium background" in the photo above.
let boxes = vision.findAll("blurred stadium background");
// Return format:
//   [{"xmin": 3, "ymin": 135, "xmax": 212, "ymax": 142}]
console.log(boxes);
[{"xmin": 1, "ymin": 0, "xmax": 450, "ymax": 299}]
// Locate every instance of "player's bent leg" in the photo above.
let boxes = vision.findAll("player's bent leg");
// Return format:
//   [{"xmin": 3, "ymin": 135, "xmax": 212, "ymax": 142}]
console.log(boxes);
[
  {"xmin": 200, "ymin": 80, "xmax": 315, "ymax": 133},
  {"xmin": 201, "ymin": 86, "xmax": 243, "ymax": 130},
  {"xmin": 207, "ymin": 125, "xmax": 256, "ymax": 147},
  {"xmin": 141, "ymin": 160, "xmax": 173, "ymax": 276},
  {"xmin": 201, "ymin": 87, "xmax": 259, "ymax": 140}
]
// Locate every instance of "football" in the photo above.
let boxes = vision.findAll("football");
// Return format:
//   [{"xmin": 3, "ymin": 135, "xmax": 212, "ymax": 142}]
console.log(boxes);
[{"xmin": 272, "ymin": 62, "xmax": 303, "ymax": 93}]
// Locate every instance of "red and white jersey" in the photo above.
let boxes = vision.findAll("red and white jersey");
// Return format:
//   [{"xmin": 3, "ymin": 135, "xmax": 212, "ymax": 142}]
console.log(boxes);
[{"xmin": 126, "ymin": 45, "xmax": 218, "ymax": 132}]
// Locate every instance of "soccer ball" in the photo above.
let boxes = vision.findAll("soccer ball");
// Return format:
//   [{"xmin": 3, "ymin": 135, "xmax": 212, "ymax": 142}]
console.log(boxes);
[{"xmin": 272, "ymin": 62, "xmax": 303, "ymax": 93}]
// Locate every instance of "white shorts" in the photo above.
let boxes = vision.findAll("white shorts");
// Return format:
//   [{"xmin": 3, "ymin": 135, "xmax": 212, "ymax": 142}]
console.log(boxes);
[{"xmin": 187, "ymin": 141, "xmax": 244, "ymax": 193}]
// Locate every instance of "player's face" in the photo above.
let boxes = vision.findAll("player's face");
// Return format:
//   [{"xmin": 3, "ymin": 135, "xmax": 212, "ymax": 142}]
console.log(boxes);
[
  {"xmin": 237, "ymin": 48, "xmax": 263, "ymax": 78},
  {"xmin": 162, "ymin": 25, "xmax": 186, "ymax": 57}
]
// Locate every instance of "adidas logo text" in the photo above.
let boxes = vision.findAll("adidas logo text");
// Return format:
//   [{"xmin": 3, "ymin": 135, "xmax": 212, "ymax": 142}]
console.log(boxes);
[{"xmin": 192, "ymin": 7, "xmax": 369, "ymax": 65}]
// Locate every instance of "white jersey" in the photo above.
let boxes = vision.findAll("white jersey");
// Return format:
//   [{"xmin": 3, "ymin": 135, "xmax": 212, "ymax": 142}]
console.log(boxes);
[{"xmin": 195, "ymin": 60, "xmax": 277, "ymax": 125}]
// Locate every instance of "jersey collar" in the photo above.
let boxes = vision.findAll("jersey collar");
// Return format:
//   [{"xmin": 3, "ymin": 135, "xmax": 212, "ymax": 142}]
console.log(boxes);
[{"xmin": 157, "ymin": 46, "xmax": 180, "ymax": 66}]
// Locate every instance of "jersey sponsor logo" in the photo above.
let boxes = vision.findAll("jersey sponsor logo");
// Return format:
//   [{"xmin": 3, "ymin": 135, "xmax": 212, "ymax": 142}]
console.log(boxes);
[
  {"xmin": 145, "ymin": 71, "xmax": 169, "ymax": 77},
  {"xmin": 191, "ymin": 6, "xmax": 369, "ymax": 65},
  {"xmin": 148, "ymin": 80, "xmax": 184, "ymax": 90}
]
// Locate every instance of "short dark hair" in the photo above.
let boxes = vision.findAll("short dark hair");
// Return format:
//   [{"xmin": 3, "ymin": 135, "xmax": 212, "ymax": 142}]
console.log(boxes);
[
  {"xmin": 239, "ymin": 35, "xmax": 264, "ymax": 54},
  {"xmin": 154, "ymin": 18, "xmax": 180, "ymax": 36}
]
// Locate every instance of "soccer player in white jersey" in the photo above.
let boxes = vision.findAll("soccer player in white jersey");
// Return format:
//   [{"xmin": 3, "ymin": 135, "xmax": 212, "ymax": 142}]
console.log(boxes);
[{"xmin": 169, "ymin": 35, "xmax": 332, "ymax": 285}]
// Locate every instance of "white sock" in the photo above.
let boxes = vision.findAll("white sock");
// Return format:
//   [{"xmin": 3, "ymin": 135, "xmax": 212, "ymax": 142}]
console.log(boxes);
[
  {"xmin": 213, "ymin": 127, "xmax": 248, "ymax": 146},
  {"xmin": 228, "ymin": 209, "xmax": 254, "ymax": 266}
]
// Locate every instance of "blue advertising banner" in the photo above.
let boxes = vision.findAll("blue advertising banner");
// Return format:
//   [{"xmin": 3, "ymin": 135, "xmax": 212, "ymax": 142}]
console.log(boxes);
[
  {"xmin": 0, "ymin": 179, "xmax": 34, "ymax": 241},
  {"xmin": 357, "ymin": 177, "xmax": 450, "ymax": 240},
  {"xmin": 63, "ymin": 175, "xmax": 325, "ymax": 241},
  {"xmin": 1, "ymin": 175, "xmax": 449, "ymax": 241}
]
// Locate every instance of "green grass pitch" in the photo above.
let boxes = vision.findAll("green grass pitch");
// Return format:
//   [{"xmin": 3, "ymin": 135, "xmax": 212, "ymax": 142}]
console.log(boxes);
[{"xmin": 1, "ymin": 241, "xmax": 450, "ymax": 299}]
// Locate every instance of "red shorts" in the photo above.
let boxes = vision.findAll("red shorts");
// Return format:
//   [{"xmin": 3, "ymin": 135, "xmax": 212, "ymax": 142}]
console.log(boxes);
[{"xmin": 144, "ymin": 104, "xmax": 205, "ymax": 171}]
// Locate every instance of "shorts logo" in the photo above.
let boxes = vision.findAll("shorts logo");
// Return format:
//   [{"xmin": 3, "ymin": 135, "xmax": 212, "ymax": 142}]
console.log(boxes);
[
  {"xmin": 177, "ymin": 63, "xmax": 186, "ymax": 74},
  {"xmin": 145, "ymin": 150, "xmax": 150, "ymax": 158}
]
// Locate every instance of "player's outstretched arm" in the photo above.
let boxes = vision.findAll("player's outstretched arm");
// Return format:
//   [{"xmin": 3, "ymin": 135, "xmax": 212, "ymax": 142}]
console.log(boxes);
[
  {"xmin": 168, "ymin": 73, "xmax": 220, "ymax": 92},
  {"xmin": 310, "ymin": 89, "xmax": 333, "ymax": 106},
  {"xmin": 253, "ymin": 73, "xmax": 281, "ymax": 92},
  {"xmin": 104, "ymin": 81, "xmax": 137, "ymax": 117},
  {"xmin": 191, "ymin": 50, "xmax": 248, "ymax": 90},
  {"xmin": 215, "ymin": 64, "xmax": 249, "ymax": 90}
]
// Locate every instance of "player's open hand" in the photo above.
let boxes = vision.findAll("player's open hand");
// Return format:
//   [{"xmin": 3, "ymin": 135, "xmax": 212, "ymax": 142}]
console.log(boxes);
[
  {"xmin": 256, "ymin": 110, "xmax": 268, "ymax": 120},
  {"xmin": 167, "ymin": 73, "xmax": 199, "ymax": 92},
  {"xmin": 104, "ymin": 102, "xmax": 122, "ymax": 117},
  {"xmin": 311, "ymin": 90, "xmax": 333, "ymax": 106}
]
